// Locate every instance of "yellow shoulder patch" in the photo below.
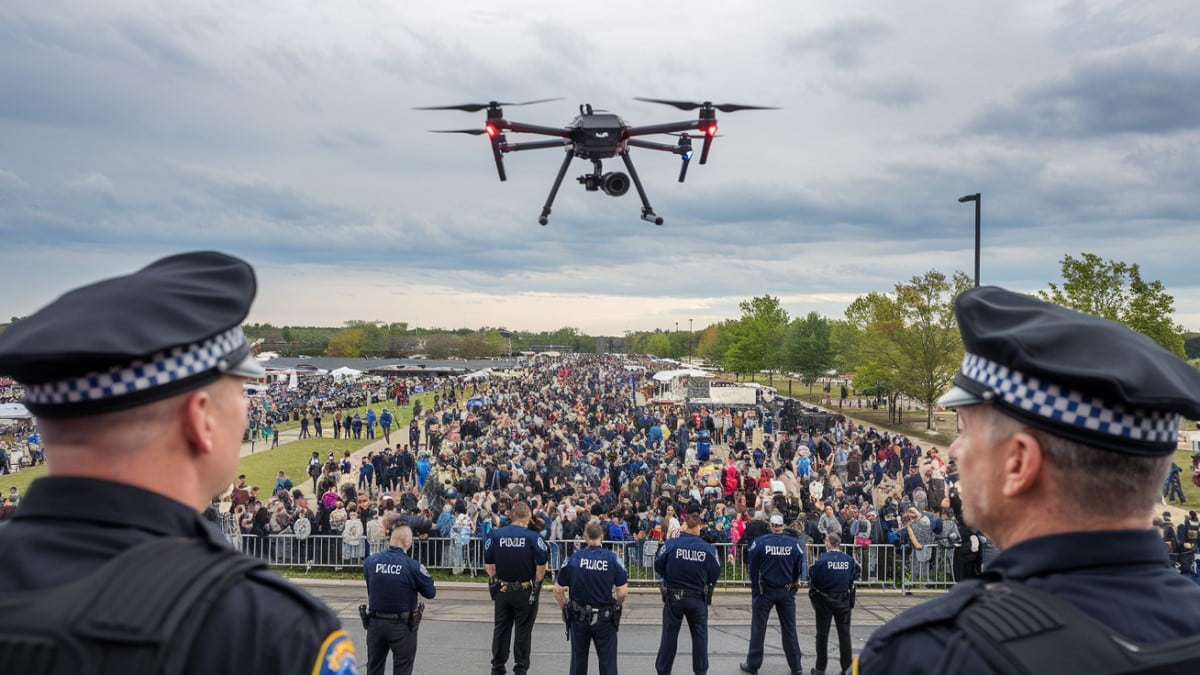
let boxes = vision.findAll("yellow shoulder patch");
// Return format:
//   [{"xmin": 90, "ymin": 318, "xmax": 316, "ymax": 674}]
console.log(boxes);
[{"xmin": 311, "ymin": 629, "xmax": 358, "ymax": 675}]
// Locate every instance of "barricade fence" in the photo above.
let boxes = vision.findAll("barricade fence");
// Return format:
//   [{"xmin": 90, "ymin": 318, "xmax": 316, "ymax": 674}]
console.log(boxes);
[{"xmin": 229, "ymin": 533, "xmax": 957, "ymax": 591}]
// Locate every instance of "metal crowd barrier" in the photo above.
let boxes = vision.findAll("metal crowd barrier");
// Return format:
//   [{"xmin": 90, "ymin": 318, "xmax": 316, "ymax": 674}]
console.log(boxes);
[{"xmin": 229, "ymin": 533, "xmax": 958, "ymax": 591}]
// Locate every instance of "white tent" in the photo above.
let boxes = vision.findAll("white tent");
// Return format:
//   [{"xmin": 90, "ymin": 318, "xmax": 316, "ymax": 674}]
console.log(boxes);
[
  {"xmin": 651, "ymin": 368, "xmax": 711, "ymax": 382},
  {"xmin": 462, "ymin": 368, "xmax": 493, "ymax": 382},
  {"xmin": 330, "ymin": 367, "xmax": 363, "ymax": 380}
]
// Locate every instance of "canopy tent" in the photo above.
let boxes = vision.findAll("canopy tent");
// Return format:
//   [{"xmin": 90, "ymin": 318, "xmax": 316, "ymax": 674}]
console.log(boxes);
[
  {"xmin": 651, "ymin": 368, "xmax": 712, "ymax": 382},
  {"xmin": 461, "ymin": 368, "xmax": 493, "ymax": 382},
  {"xmin": 329, "ymin": 366, "xmax": 363, "ymax": 380}
]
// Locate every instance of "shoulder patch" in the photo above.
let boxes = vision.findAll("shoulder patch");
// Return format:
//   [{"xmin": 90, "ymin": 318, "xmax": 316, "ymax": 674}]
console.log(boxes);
[
  {"xmin": 311, "ymin": 629, "xmax": 357, "ymax": 675},
  {"xmin": 419, "ymin": 563, "xmax": 430, "ymax": 577},
  {"xmin": 537, "ymin": 537, "xmax": 547, "ymax": 551}
]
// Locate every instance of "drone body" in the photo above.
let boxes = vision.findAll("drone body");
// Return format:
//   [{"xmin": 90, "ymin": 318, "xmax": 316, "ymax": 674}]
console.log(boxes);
[{"xmin": 418, "ymin": 98, "xmax": 776, "ymax": 225}]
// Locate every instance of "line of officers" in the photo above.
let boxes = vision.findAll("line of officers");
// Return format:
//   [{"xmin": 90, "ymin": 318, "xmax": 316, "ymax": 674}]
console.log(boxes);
[{"xmin": 362, "ymin": 500, "xmax": 859, "ymax": 675}]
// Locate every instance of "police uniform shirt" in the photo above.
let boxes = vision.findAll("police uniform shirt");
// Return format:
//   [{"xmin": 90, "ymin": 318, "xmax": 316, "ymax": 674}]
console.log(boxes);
[
  {"xmin": 363, "ymin": 545, "xmax": 437, "ymax": 612},
  {"xmin": 0, "ymin": 477, "xmax": 354, "ymax": 675},
  {"xmin": 748, "ymin": 532, "xmax": 804, "ymax": 588},
  {"xmin": 858, "ymin": 530, "xmax": 1200, "ymax": 674},
  {"xmin": 809, "ymin": 550, "xmax": 860, "ymax": 593},
  {"xmin": 654, "ymin": 531, "xmax": 721, "ymax": 592},
  {"xmin": 484, "ymin": 524, "xmax": 548, "ymax": 582},
  {"xmin": 558, "ymin": 546, "xmax": 628, "ymax": 607}
]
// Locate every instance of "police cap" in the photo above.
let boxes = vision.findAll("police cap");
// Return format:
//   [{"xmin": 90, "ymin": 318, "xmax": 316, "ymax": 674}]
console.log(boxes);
[
  {"xmin": 0, "ymin": 251, "xmax": 264, "ymax": 418},
  {"xmin": 939, "ymin": 286, "xmax": 1200, "ymax": 457}
]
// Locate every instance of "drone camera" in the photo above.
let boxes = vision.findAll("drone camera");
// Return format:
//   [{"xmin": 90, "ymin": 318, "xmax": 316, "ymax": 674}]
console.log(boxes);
[{"xmin": 600, "ymin": 171, "xmax": 630, "ymax": 197}]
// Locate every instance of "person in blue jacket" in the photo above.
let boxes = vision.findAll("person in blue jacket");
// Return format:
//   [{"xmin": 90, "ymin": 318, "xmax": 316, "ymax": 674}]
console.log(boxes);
[
  {"xmin": 858, "ymin": 287, "xmax": 1200, "ymax": 674},
  {"xmin": 808, "ymin": 532, "xmax": 860, "ymax": 675},
  {"xmin": 554, "ymin": 519, "xmax": 629, "ymax": 675},
  {"xmin": 655, "ymin": 501, "xmax": 721, "ymax": 675},
  {"xmin": 741, "ymin": 513, "xmax": 805, "ymax": 675},
  {"xmin": 364, "ymin": 516, "xmax": 437, "ymax": 675}
]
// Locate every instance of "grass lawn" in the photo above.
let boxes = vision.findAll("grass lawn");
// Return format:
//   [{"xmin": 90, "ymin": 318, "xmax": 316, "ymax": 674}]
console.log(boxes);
[{"xmin": 1, "ymin": 391, "xmax": 439, "ymax": 498}]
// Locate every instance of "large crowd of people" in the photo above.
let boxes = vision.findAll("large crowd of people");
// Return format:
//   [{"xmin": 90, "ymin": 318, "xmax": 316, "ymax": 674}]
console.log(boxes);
[{"xmin": 212, "ymin": 354, "xmax": 1017, "ymax": 586}]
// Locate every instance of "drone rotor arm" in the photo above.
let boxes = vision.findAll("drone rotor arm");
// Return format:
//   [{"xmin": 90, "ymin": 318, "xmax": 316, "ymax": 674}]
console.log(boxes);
[
  {"xmin": 626, "ymin": 138, "xmax": 681, "ymax": 153},
  {"xmin": 626, "ymin": 121, "xmax": 701, "ymax": 137},
  {"xmin": 503, "ymin": 121, "xmax": 573, "ymax": 137},
  {"xmin": 500, "ymin": 139, "xmax": 572, "ymax": 153}
]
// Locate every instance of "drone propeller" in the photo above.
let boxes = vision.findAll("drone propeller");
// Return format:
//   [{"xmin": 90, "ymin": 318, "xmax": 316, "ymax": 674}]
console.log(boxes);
[
  {"xmin": 429, "ymin": 129, "xmax": 489, "ymax": 135},
  {"xmin": 634, "ymin": 97, "xmax": 778, "ymax": 113},
  {"xmin": 666, "ymin": 131, "xmax": 723, "ymax": 138},
  {"xmin": 413, "ymin": 97, "xmax": 563, "ymax": 113}
]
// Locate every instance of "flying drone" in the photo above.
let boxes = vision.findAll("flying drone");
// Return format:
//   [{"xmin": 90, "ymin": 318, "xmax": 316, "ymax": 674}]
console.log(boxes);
[{"xmin": 416, "ymin": 97, "xmax": 777, "ymax": 225}]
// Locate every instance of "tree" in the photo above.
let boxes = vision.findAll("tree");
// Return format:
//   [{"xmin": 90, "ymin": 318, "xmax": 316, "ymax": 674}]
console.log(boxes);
[
  {"xmin": 722, "ymin": 295, "xmax": 789, "ymax": 381},
  {"xmin": 890, "ymin": 271, "xmax": 972, "ymax": 429},
  {"xmin": 325, "ymin": 328, "xmax": 366, "ymax": 357},
  {"xmin": 1041, "ymin": 252, "xmax": 1186, "ymax": 357},
  {"xmin": 785, "ymin": 312, "xmax": 834, "ymax": 391},
  {"xmin": 837, "ymin": 271, "xmax": 970, "ymax": 429}
]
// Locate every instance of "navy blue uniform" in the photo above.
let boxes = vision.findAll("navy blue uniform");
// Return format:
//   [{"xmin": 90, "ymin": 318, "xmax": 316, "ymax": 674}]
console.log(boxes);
[
  {"xmin": 484, "ymin": 524, "xmax": 549, "ymax": 675},
  {"xmin": 745, "ymin": 532, "xmax": 805, "ymax": 673},
  {"xmin": 654, "ymin": 532, "xmax": 721, "ymax": 675},
  {"xmin": 808, "ymin": 549, "xmax": 859, "ymax": 674},
  {"xmin": 363, "ymin": 544, "xmax": 436, "ymax": 675},
  {"xmin": 558, "ymin": 545, "xmax": 629, "ymax": 675},
  {"xmin": 858, "ymin": 530, "xmax": 1200, "ymax": 674},
  {"xmin": 0, "ymin": 477, "xmax": 354, "ymax": 675}
]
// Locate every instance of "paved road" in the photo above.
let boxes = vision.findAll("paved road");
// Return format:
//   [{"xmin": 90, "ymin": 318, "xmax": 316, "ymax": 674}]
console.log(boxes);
[{"xmin": 296, "ymin": 579, "xmax": 932, "ymax": 673}]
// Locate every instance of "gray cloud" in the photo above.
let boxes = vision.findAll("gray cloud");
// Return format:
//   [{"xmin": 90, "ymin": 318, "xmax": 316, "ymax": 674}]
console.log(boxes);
[
  {"xmin": 784, "ymin": 16, "xmax": 893, "ymax": 70},
  {"xmin": 969, "ymin": 49, "xmax": 1200, "ymax": 138}
]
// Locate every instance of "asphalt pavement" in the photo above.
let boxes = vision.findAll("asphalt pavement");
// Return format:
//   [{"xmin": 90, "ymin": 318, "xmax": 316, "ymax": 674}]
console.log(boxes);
[{"xmin": 296, "ymin": 579, "xmax": 931, "ymax": 674}]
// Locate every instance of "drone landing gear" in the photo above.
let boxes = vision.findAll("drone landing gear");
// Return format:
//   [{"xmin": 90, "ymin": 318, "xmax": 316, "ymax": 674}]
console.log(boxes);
[
  {"xmin": 620, "ymin": 151, "xmax": 663, "ymax": 225},
  {"xmin": 537, "ymin": 152, "xmax": 663, "ymax": 226},
  {"xmin": 538, "ymin": 149, "xmax": 576, "ymax": 226}
]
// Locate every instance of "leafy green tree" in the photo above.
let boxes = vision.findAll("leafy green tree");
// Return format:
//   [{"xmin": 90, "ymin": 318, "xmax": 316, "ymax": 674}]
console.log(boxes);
[
  {"xmin": 786, "ymin": 312, "xmax": 834, "ymax": 391},
  {"xmin": 325, "ymin": 328, "xmax": 366, "ymax": 357},
  {"xmin": 1041, "ymin": 252, "xmax": 1186, "ymax": 356},
  {"xmin": 722, "ymin": 295, "xmax": 789, "ymax": 380},
  {"xmin": 836, "ymin": 271, "xmax": 970, "ymax": 428}
]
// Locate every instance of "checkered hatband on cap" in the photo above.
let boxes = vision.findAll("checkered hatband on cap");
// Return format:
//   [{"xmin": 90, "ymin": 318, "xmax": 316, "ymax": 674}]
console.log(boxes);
[
  {"xmin": 24, "ymin": 327, "xmax": 248, "ymax": 406},
  {"xmin": 959, "ymin": 352, "xmax": 1180, "ymax": 445}
]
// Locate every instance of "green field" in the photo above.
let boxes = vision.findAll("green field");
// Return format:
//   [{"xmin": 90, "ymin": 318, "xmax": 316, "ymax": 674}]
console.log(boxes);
[{"xmin": 1, "ymin": 391, "xmax": 438, "ymax": 498}]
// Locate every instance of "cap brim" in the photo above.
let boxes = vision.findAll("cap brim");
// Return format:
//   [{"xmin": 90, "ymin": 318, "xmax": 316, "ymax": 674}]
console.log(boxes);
[
  {"xmin": 222, "ymin": 352, "xmax": 266, "ymax": 379},
  {"xmin": 938, "ymin": 385, "xmax": 984, "ymax": 409}
]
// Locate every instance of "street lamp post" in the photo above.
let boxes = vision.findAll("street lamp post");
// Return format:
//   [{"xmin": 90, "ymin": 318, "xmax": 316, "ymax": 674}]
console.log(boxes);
[
  {"xmin": 958, "ymin": 193, "xmax": 981, "ymax": 287},
  {"xmin": 688, "ymin": 318, "xmax": 693, "ymax": 362}
]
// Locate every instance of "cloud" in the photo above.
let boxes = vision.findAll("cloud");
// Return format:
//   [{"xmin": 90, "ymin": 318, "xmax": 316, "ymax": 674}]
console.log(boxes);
[
  {"xmin": 784, "ymin": 16, "xmax": 894, "ymax": 70},
  {"xmin": 969, "ymin": 47, "xmax": 1200, "ymax": 138}
]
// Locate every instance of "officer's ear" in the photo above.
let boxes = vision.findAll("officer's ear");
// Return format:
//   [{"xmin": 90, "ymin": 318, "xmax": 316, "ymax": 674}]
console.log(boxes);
[{"xmin": 999, "ymin": 429, "xmax": 1043, "ymax": 499}]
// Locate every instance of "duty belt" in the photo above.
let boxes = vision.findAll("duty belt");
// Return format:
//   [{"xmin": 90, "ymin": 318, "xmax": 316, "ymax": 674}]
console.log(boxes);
[
  {"xmin": 370, "ymin": 610, "xmax": 416, "ymax": 621},
  {"xmin": 499, "ymin": 580, "xmax": 534, "ymax": 592},
  {"xmin": 568, "ymin": 601, "xmax": 615, "ymax": 623},
  {"xmin": 665, "ymin": 587, "xmax": 705, "ymax": 601}
]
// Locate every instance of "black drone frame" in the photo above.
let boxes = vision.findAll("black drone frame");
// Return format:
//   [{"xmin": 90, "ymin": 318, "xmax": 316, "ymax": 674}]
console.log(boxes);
[{"xmin": 417, "ymin": 97, "xmax": 776, "ymax": 225}]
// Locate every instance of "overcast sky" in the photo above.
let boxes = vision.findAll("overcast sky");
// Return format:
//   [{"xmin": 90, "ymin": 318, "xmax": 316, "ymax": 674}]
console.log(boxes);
[{"xmin": 2, "ymin": 0, "xmax": 1197, "ymax": 336}]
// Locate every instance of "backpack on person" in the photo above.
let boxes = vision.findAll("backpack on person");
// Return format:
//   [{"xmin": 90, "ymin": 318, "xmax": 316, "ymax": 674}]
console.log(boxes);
[{"xmin": 0, "ymin": 538, "xmax": 266, "ymax": 675}]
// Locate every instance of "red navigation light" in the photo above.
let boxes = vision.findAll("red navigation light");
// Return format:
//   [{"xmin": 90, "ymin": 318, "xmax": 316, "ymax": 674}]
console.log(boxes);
[
  {"xmin": 486, "ymin": 123, "xmax": 498, "ymax": 137},
  {"xmin": 706, "ymin": 123, "xmax": 718, "ymax": 137}
]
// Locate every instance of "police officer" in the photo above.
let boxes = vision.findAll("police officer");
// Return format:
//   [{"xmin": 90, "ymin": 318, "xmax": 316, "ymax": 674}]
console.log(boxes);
[
  {"xmin": 808, "ymin": 532, "xmax": 859, "ymax": 675},
  {"xmin": 554, "ymin": 518, "xmax": 630, "ymax": 675},
  {"xmin": 485, "ymin": 501, "xmax": 549, "ymax": 675},
  {"xmin": 859, "ymin": 286, "xmax": 1200, "ymax": 674},
  {"xmin": 363, "ymin": 515, "xmax": 437, "ymax": 675},
  {"xmin": 654, "ymin": 501, "xmax": 721, "ymax": 675},
  {"xmin": 741, "ymin": 513, "xmax": 805, "ymax": 675},
  {"xmin": 0, "ymin": 251, "xmax": 356, "ymax": 674}
]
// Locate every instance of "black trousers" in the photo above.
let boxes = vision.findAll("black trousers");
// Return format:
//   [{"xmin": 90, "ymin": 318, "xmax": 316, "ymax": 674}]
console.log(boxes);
[
  {"xmin": 811, "ymin": 593, "xmax": 853, "ymax": 674},
  {"xmin": 367, "ymin": 616, "xmax": 419, "ymax": 675},
  {"xmin": 656, "ymin": 594, "xmax": 708, "ymax": 675},
  {"xmin": 570, "ymin": 611, "xmax": 618, "ymax": 675},
  {"xmin": 492, "ymin": 586, "xmax": 540, "ymax": 674}
]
